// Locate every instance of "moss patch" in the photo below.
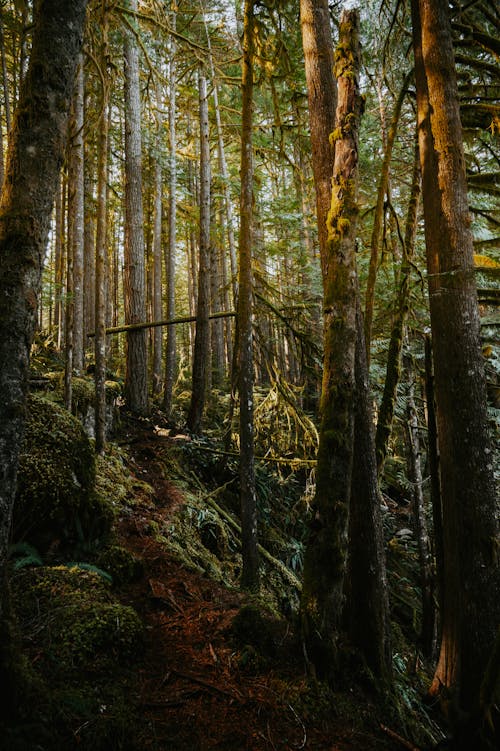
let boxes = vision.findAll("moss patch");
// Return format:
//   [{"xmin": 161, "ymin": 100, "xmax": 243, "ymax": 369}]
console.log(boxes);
[{"xmin": 14, "ymin": 394, "xmax": 113, "ymax": 554}]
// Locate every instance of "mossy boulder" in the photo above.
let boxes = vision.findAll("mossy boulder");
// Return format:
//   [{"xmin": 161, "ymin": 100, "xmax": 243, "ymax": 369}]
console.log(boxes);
[
  {"xmin": 97, "ymin": 544, "xmax": 143, "ymax": 586},
  {"xmin": 12, "ymin": 566, "xmax": 144, "ymax": 670},
  {"xmin": 14, "ymin": 394, "xmax": 113, "ymax": 553},
  {"xmin": 8, "ymin": 566, "xmax": 144, "ymax": 751}
]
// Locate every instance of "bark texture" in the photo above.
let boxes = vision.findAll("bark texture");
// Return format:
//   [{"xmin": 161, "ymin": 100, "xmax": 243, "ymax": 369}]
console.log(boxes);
[
  {"xmin": 123, "ymin": 0, "xmax": 148, "ymax": 415},
  {"xmin": 0, "ymin": 0, "xmax": 88, "ymax": 710},
  {"xmin": 412, "ymin": 0, "xmax": 500, "ymax": 738},
  {"xmin": 300, "ymin": 9, "xmax": 362, "ymax": 677},
  {"xmin": 299, "ymin": 0, "xmax": 336, "ymax": 279},
  {"xmin": 238, "ymin": 0, "xmax": 259, "ymax": 591},
  {"xmin": 187, "ymin": 67, "xmax": 211, "ymax": 434}
]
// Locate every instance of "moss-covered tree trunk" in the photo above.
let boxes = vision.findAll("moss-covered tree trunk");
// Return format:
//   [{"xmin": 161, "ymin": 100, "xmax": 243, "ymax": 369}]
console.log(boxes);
[
  {"xmin": 363, "ymin": 73, "xmax": 411, "ymax": 361},
  {"xmin": 94, "ymin": 6, "xmax": 110, "ymax": 455},
  {"xmin": 375, "ymin": 138, "xmax": 421, "ymax": 474},
  {"xmin": 238, "ymin": 0, "xmax": 259, "ymax": 591},
  {"xmin": 300, "ymin": 8, "xmax": 363, "ymax": 677},
  {"xmin": 299, "ymin": 0, "xmax": 336, "ymax": 279},
  {"xmin": 123, "ymin": 0, "xmax": 148, "ymax": 415},
  {"xmin": 412, "ymin": 0, "xmax": 500, "ymax": 739},
  {"xmin": 344, "ymin": 296, "xmax": 392, "ymax": 681},
  {"xmin": 187, "ymin": 66, "xmax": 211, "ymax": 435},
  {"xmin": 0, "ymin": 0, "xmax": 88, "ymax": 712}
]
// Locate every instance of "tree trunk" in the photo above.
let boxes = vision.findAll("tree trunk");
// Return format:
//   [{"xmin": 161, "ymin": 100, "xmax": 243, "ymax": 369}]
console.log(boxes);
[
  {"xmin": 151, "ymin": 91, "xmax": 164, "ymax": 397},
  {"xmin": 345, "ymin": 295, "xmax": 392, "ymax": 680},
  {"xmin": 238, "ymin": 0, "xmax": 259, "ymax": 591},
  {"xmin": 187, "ymin": 67, "xmax": 211, "ymax": 434},
  {"xmin": 0, "ymin": 0, "xmax": 88, "ymax": 712},
  {"xmin": 405, "ymin": 356, "xmax": 435, "ymax": 659},
  {"xmin": 69, "ymin": 57, "xmax": 85, "ymax": 372},
  {"xmin": 364, "ymin": 73, "xmax": 411, "ymax": 360},
  {"xmin": 300, "ymin": 8, "xmax": 362, "ymax": 678},
  {"xmin": 94, "ymin": 9, "xmax": 110, "ymax": 455},
  {"xmin": 123, "ymin": 0, "xmax": 148, "ymax": 415},
  {"xmin": 375, "ymin": 138, "xmax": 421, "ymax": 473},
  {"xmin": 412, "ymin": 0, "xmax": 500, "ymax": 735},
  {"xmin": 163, "ymin": 10, "xmax": 177, "ymax": 416},
  {"xmin": 299, "ymin": 0, "xmax": 336, "ymax": 279}
]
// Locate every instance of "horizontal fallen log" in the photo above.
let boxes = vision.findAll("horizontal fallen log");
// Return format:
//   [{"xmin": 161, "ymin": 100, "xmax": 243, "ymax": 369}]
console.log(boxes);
[{"xmin": 87, "ymin": 310, "xmax": 236, "ymax": 337}]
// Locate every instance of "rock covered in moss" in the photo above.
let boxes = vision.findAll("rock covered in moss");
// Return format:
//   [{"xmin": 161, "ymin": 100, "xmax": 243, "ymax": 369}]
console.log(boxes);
[
  {"xmin": 14, "ymin": 394, "xmax": 113, "ymax": 552},
  {"xmin": 12, "ymin": 566, "xmax": 144, "ymax": 669},
  {"xmin": 97, "ymin": 544, "xmax": 143, "ymax": 586}
]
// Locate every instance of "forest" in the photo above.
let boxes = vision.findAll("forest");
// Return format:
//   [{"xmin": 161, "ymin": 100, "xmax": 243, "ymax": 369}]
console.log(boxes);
[{"xmin": 0, "ymin": 0, "xmax": 498, "ymax": 749}]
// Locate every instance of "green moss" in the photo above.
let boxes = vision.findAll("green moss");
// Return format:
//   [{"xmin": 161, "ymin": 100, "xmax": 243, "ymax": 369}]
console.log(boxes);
[
  {"xmin": 12, "ymin": 566, "xmax": 144, "ymax": 669},
  {"xmin": 97, "ymin": 545, "xmax": 143, "ymax": 586},
  {"xmin": 14, "ymin": 395, "xmax": 113, "ymax": 553}
]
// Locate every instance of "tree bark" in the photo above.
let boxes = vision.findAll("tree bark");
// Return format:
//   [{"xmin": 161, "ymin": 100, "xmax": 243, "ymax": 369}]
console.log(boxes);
[
  {"xmin": 163, "ymin": 9, "xmax": 177, "ymax": 415},
  {"xmin": 94, "ymin": 9, "xmax": 110, "ymax": 455},
  {"xmin": 187, "ymin": 67, "xmax": 211, "ymax": 434},
  {"xmin": 299, "ymin": 0, "xmax": 336, "ymax": 279},
  {"xmin": 412, "ymin": 0, "xmax": 500, "ymax": 735},
  {"xmin": 0, "ymin": 0, "xmax": 88, "ymax": 711},
  {"xmin": 375, "ymin": 138, "xmax": 421, "ymax": 473},
  {"xmin": 300, "ymin": 8, "xmax": 362, "ymax": 678},
  {"xmin": 123, "ymin": 0, "xmax": 148, "ymax": 415},
  {"xmin": 345, "ymin": 295, "xmax": 392, "ymax": 680},
  {"xmin": 238, "ymin": 0, "xmax": 259, "ymax": 591}
]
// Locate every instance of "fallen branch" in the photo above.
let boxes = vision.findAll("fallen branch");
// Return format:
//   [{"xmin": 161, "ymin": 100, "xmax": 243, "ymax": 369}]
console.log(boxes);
[
  {"xmin": 87, "ymin": 310, "xmax": 236, "ymax": 337},
  {"xmin": 380, "ymin": 724, "xmax": 421, "ymax": 751},
  {"xmin": 191, "ymin": 441, "xmax": 316, "ymax": 468}
]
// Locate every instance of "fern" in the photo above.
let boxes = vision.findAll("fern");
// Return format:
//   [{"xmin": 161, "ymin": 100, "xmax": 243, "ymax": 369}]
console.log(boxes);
[
  {"xmin": 8, "ymin": 542, "xmax": 43, "ymax": 570},
  {"xmin": 65, "ymin": 562, "xmax": 113, "ymax": 584}
]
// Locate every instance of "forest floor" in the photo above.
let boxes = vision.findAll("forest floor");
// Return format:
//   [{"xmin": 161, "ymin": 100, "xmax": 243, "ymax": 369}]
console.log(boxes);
[{"xmin": 109, "ymin": 414, "xmax": 423, "ymax": 751}]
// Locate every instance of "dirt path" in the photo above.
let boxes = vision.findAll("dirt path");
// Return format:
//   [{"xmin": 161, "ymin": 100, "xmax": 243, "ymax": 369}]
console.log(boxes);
[{"xmin": 114, "ymin": 427, "xmax": 403, "ymax": 751}]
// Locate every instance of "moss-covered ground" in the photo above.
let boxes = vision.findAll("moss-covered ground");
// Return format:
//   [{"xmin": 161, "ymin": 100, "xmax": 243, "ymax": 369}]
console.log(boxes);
[{"xmin": 3, "ymin": 401, "xmax": 447, "ymax": 750}]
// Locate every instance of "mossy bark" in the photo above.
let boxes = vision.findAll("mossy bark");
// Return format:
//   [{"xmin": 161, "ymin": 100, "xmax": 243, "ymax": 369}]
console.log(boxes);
[
  {"xmin": 300, "ymin": 9, "xmax": 363, "ymax": 678},
  {"xmin": 412, "ymin": 0, "xmax": 500, "ymax": 733},
  {"xmin": 375, "ymin": 138, "xmax": 421, "ymax": 474},
  {"xmin": 344, "ymin": 297, "xmax": 392, "ymax": 682},
  {"xmin": 0, "ymin": 0, "xmax": 88, "ymax": 711},
  {"xmin": 238, "ymin": 0, "xmax": 259, "ymax": 591}
]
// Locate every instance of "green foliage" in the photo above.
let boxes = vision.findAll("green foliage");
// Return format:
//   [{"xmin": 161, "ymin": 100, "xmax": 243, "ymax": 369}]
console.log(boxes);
[{"xmin": 8, "ymin": 542, "xmax": 44, "ymax": 570}]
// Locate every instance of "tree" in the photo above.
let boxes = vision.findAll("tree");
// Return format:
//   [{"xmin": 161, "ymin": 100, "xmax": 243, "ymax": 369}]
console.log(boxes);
[
  {"xmin": 411, "ymin": 0, "xmax": 500, "ymax": 741},
  {"xmin": 123, "ymin": 0, "xmax": 148, "ymax": 415},
  {"xmin": 300, "ymin": 7, "xmax": 362, "ymax": 676},
  {"xmin": 238, "ymin": 0, "xmax": 259, "ymax": 591},
  {"xmin": 0, "ymin": 0, "xmax": 88, "ymax": 709},
  {"xmin": 162, "ymin": 6, "xmax": 177, "ymax": 415},
  {"xmin": 299, "ymin": 0, "xmax": 336, "ymax": 278},
  {"xmin": 187, "ymin": 66, "xmax": 211, "ymax": 434}
]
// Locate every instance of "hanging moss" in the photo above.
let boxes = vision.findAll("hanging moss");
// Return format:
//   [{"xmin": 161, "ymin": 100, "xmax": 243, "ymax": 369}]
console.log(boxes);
[{"xmin": 14, "ymin": 394, "xmax": 114, "ymax": 553}]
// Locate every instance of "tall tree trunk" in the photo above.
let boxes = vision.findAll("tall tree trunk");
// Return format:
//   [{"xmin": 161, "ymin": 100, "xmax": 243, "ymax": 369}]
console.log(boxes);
[
  {"xmin": 375, "ymin": 137, "xmax": 421, "ymax": 473},
  {"xmin": 299, "ymin": 0, "xmax": 336, "ymax": 279},
  {"xmin": 238, "ymin": 0, "xmax": 259, "ymax": 591},
  {"xmin": 69, "ymin": 57, "xmax": 85, "ymax": 372},
  {"xmin": 163, "ymin": 10, "xmax": 177, "ymax": 416},
  {"xmin": 94, "ymin": 10, "xmax": 110, "ymax": 455},
  {"xmin": 187, "ymin": 67, "xmax": 211, "ymax": 434},
  {"xmin": 345, "ymin": 295, "xmax": 392, "ymax": 680},
  {"xmin": 123, "ymin": 0, "xmax": 148, "ymax": 415},
  {"xmin": 151, "ymin": 87, "xmax": 164, "ymax": 397},
  {"xmin": 0, "ymin": 0, "xmax": 88, "ymax": 712},
  {"xmin": 364, "ymin": 73, "xmax": 411, "ymax": 360},
  {"xmin": 300, "ymin": 9, "xmax": 362, "ymax": 677},
  {"xmin": 54, "ymin": 174, "xmax": 65, "ymax": 348},
  {"xmin": 405, "ymin": 356, "xmax": 435, "ymax": 658},
  {"xmin": 412, "ymin": 0, "xmax": 499, "ymax": 737}
]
